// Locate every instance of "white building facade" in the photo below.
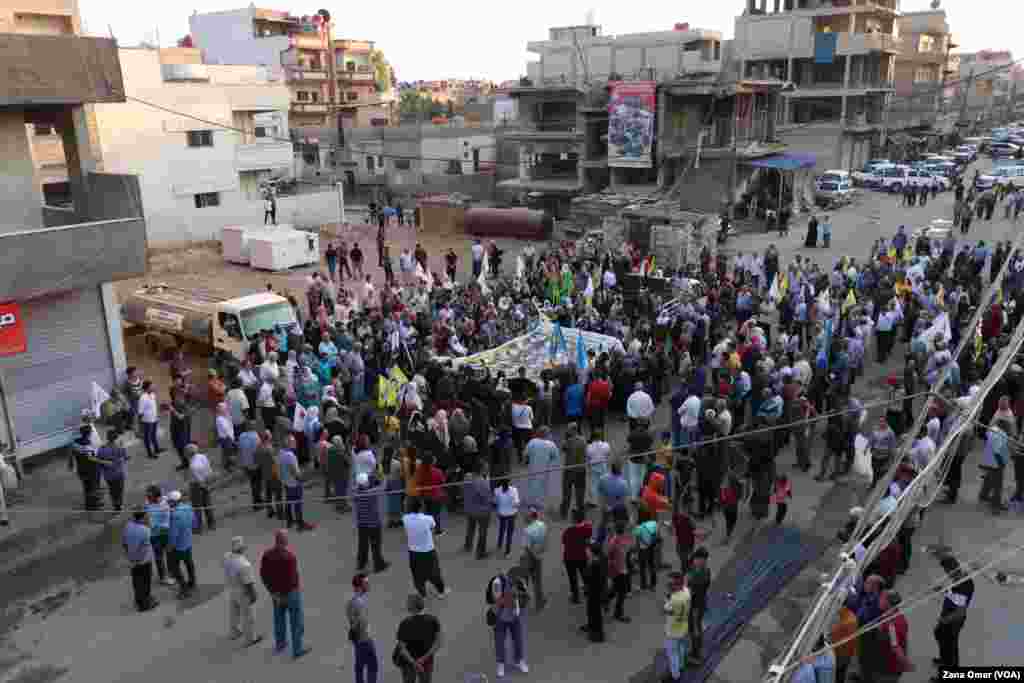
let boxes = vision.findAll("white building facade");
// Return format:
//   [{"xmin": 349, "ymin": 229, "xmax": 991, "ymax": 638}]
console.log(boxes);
[{"xmin": 92, "ymin": 47, "xmax": 293, "ymax": 246}]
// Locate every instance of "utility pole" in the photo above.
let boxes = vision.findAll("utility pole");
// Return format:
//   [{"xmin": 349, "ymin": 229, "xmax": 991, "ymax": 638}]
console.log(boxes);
[{"xmin": 958, "ymin": 67, "xmax": 974, "ymax": 133}]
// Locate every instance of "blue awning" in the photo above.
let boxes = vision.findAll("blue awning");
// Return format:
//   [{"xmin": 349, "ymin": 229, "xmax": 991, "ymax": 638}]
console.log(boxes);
[{"xmin": 746, "ymin": 153, "xmax": 817, "ymax": 171}]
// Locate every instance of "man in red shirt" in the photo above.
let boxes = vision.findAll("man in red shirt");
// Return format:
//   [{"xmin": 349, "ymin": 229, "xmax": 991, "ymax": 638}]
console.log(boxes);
[
  {"xmin": 585, "ymin": 371, "xmax": 612, "ymax": 436},
  {"xmin": 562, "ymin": 509, "xmax": 593, "ymax": 604},
  {"xmin": 604, "ymin": 520, "xmax": 633, "ymax": 623},
  {"xmin": 877, "ymin": 590, "xmax": 911, "ymax": 682},
  {"xmin": 260, "ymin": 530, "xmax": 311, "ymax": 659}
]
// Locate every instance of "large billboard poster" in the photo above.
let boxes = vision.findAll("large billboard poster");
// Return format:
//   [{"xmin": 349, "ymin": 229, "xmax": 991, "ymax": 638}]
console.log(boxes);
[{"xmin": 608, "ymin": 81, "xmax": 656, "ymax": 168}]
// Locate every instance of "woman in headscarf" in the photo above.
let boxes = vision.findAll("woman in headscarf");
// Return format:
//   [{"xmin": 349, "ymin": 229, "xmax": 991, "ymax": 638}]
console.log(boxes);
[
  {"xmin": 303, "ymin": 405, "xmax": 322, "ymax": 468},
  {"xmin": 327, "ymin": 435, "xmax": 351, "ymax": 513},
  {"xmin": 284, "ymin": 350, "xmax": 299, "ymax": 390},
  {"xmin": 296, "ymin": 366, "xmax": 321, "ymax": 409},
  {"xmin": 353, "ymin": 433, "xmax": 377, "ymax": 481},
  {"xmin": 349, "ymin": 346, "xmax": 367, "ymax": 403}
]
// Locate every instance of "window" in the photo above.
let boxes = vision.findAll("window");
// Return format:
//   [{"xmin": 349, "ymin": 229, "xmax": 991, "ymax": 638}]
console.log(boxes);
[
  {"xmin": 194, "ymin": 192, "xmax": 220, "ymax": 208},
  {"xmin": 296, "ymin": 91, "xmax": 310, "ymax": 102},
  {"xmin": 346, "ymin": 91, "xmax": 359, "ymax": 102},
  {"xmin": 311, "ymin": 91, "xmax": 320, "ymax": 103},
  {"xmin": 914, "ymin": 67, "xmax": 933, "ymax": 83},
  {"xmin": 218, "ymin": 312, "xmax": 243, "ymax": 340},
  {"xmin": 33, "ymin": 124, "xmax": 54, "ymax": 136},
  {"xmin": 346, "ymin": 61, "xmax": 356, "ymax": 72},
  {"xmin": 393, "ymin": 158, "xmax": 411, "ymax": 170},
  {"xmin": 187, "ymin": 130, "xmax": 213, "ymax": 147},
  {"xmin": 918, "ymin": 34, "xmax": 935, "ymax": 53},
  {"xmin": 254, "ymin": 126, "xmax": 268, "ymax": 138}
]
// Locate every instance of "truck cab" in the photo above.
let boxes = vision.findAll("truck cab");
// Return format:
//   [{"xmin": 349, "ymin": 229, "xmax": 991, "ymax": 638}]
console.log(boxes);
[{"xmin": 213, "ymin": 293, "xmax": 299, "ymax": 366}]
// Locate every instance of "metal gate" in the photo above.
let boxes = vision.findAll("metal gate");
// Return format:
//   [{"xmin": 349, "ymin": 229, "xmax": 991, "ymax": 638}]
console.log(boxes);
[{"xmin": 0, "ymin": 288, "xmax": 115, "ymax": 455}]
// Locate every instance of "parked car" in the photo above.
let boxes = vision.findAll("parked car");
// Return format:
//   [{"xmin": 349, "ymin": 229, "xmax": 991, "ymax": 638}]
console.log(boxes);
[
  {"xmin": 852, "ymin": 160, "xmax": 891, "ymax": 186},
  {"xmin": 990, "ymin": 142, "xmax": 1021, "ymax": 158},
  {"xmin": 815, "ymin": 178, "xmax": 854, "ymax": 206},
  {"xmin": 977, "ymin": 165, "xmax": 1024, "ymax": 190},
  {"xmin": 908, "ymin": 169, "xmax": 950, "ymax": 190},
  {"xmin": 877, "ymin": 165, "xmax": 913, "ymax": 193}
]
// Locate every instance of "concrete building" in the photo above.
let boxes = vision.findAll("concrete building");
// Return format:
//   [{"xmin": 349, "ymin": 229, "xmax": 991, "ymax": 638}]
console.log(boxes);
[
  {"xmin": 499, "ymin": 23, "xmax": 725, "ymax": 217},
  {"xmin": 0, "ymin": 31, "xmax": 147, "ymax": 460},
  {"xmin": 189, "ymin": 8, "xmax": 394, "ymax": 130},
  {"xmin": 333, "ymin": 39, "xmax": 395, "ymax": 128},
  {"xmin": 733, "ymin": 0, "xmax": 902, "ymax": 171},
  {"xmin": 91, "ymin": 47, "xmax": 292, "ymax": 246},
  {"xmin": 890, "ymin": 9, "xmax": 954, "ymax": 132},
  {"xmin": 524, "ymin": 24, "xmax": 724, "ymax": 87},
  {"xmin": 954, "ymin": 50, "xmax": 1016, "ymax": 125},
  {"xmin": 292, "ymin": 123, "xmax": 499, "ymax": 200}
]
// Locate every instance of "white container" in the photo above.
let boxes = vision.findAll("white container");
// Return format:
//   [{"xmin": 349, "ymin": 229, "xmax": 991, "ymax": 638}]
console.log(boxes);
[
  {"xmin": 221, "ymin": 224, "xmax": 291, "ymax": 264},
  {"xmin": 249, "ymin": 229, "xmax": 320, "ymax": 271}
]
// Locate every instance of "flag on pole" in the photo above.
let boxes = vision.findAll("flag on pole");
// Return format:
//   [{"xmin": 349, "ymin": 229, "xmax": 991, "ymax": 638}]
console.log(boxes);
[
  {"xmin": 842, "ymin": 289, "xmax": 857, "ymax": 314},
  {"xmin": 996, "ymin": 287, "xmax": 1003, "ymax": 305},
  {"xmin": 576, "ymin": 332, "xmax": 588, "ymax": 371}
]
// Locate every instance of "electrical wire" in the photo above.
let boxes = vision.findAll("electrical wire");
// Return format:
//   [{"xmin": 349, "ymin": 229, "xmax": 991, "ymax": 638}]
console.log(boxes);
[
  {"xmin": 120, "ymin": 56, "xmax": 1024, "ymax": 176},
  {"xmin": 773, "ymin": 537, "xmax": 1024, "ymax": 678},
  {"xmin": 39, "ymin": 388, "xmax": 940, "ymax": 518}
]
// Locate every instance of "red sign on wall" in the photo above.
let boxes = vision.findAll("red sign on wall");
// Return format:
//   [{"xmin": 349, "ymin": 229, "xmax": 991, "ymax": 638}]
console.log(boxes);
[{"xmin": 0, "ymin": 303, "xmax": 27, "ymax": 356}]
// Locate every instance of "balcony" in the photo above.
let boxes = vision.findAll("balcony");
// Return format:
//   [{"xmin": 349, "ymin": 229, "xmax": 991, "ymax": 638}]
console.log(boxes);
[
  {"xmin": 3, "ymin": 173, "xmax": 146, "ymax": 302},
  {"xmin": 338, "ymin": 67, "xmax": 375, "ymax": 82},
  {"xmin": 836, "ymin": 32, "xmax": 901, "ymax": 55},
  {"xmin": 681, "ymin": 52, "xmax": 723, "ymax": 74},
  {"xmin": 289, "ymin": 33, "xmax": 326, "ymax": 51},
  {"xmin": 285, "ymin": 67, "xmax": 327, "ymax": 82},
  {"xmin": 291, "ymin": 101, "xmax": 328, "ymax": 113},
  {"xmin": 161, "ymin": 63, "xmax": 209, "ymax": 82},
  {"xmin": 236, "ymin": 141, "xmax": 293, "ymax": 171},
  {"xmin": 0, "ymin": 34, "xmax": 125, "ymax": 106}
]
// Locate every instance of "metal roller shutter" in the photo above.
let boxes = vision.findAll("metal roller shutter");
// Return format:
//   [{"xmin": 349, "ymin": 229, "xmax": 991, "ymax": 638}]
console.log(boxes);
[{"xmin": 0, "ymin": 288, "xmax": 115, "ymax": 449}]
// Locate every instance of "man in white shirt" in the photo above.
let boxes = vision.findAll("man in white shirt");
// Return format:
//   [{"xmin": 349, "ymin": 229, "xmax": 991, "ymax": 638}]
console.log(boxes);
[
  {"xmin": 626, "ymin": 382, "xmax": 655, "ymax": 429},
  {"xmin": 679, "ymin": 392, "xmax": 703, "ymax": 448},
  {"xmin": 260, "ymin": 352, "xmax": 280, "ymax": 385},
  {"xmin": 186, "ymin": 444, "xmax": 215, "ymax": 532},
  {"xmin": 602, "ymin": 269, "xmax": 617, "ymax": 289},
  {"xmin": 403, "ymin": 498, "xmax": 449, "ymax": 599},
  {"xmin": 138, "ymin": 380, "xmax": 161, "ymax": 459},
  {"xmin": 226, "ymin": 381, "xmax": 250, "ymax": 431},
  {"xmin": 224, "ymin": 536, "xmax": 261, "ymax": 646}
]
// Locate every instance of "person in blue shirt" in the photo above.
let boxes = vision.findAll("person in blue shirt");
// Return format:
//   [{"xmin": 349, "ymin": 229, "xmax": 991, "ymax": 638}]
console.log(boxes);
[
  {"xmin": 892, "ymin": 226, "xmax": 907, "ymax": 258},
  {"xmin": 167, "ymin": 490, "xmax": 197, "ymax": 598},
  {"xmin": 122, "ymin": 507, "xmax": 158, "ymax": 612},
  {"xmin": 564, "ymin": 380, "xmax": 585, "ymax": 423},
  {"xmin": 96, "ymin": 430, "xmax": 128, "ymax": 511},
  {"xmin": 595, "ymin": 462, "xmax": 628, "ymax": 543},
  {"xmin": 145, "ymin": 485, "xmax": 173, "ymax": 586}
]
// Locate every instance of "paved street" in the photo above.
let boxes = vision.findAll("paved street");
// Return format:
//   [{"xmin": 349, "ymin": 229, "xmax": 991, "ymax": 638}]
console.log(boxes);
[{"xmin": 1, "ymin": 158, "xmax": 1023, "ymax": 683}]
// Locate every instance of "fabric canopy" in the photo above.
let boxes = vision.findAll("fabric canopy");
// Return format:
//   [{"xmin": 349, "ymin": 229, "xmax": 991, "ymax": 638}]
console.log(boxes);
[{"xmin": 746, "ymin": 153, "xmax": 818, "ymax": 171}]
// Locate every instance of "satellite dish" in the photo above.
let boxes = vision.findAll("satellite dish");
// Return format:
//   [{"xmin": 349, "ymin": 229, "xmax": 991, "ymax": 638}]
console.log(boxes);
[{"xmin": 930, "ymin": 0, "xmax": 940, "ymax": 7}]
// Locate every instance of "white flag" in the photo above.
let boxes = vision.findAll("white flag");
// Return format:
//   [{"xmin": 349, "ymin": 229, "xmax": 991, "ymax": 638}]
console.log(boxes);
[
  {"xmin": 292, "ymin": 403, "xmax": 307, "ymax": 433},
  {"xmin": 516, "ymin": 254, "xmax": 525, "ymax": 279},
  {"xmin": 90, "ymin": 381, "xmax": 110, "ymax": 418}
]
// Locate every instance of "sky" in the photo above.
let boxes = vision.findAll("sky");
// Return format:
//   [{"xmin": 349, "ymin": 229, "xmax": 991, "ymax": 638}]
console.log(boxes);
[{"xmin": 79, "ymin": 0, "xmax": 1019, "ymax": 82}]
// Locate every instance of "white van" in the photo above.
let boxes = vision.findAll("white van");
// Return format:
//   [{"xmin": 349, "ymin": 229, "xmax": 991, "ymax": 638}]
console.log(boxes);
[{"xmin": 979, "ymin": 165, "xmax": 1024, "ymax": 189}]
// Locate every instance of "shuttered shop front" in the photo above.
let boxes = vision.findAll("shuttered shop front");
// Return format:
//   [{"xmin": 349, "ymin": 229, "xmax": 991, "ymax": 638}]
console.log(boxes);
[{"xmin": 0, "ymin": 288, "xmax": 115, "ymax": 451}]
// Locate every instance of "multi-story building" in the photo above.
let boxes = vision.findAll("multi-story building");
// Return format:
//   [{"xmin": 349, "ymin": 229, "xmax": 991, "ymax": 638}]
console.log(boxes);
[
  {"xmin": 189, "ymin": 8, "xmax": 394, "ymax": 129},
  {"xmin": 733, "ymin": 0, "xmax": 902, "ymax": 171},
  {"xmin": 333, "ymin": 39, "xmax": 394, "ymax": 128},
  {"xmin": 189, "ymin": 7, "xmax": 336, "ymax": 127},
  {"xmin": 501, "ymin": 24, "xmax": 724, "ymax": 216},
  {"xmin": 890, "ymin": 9, "xmax": 953, "ymax": 131},
  {"xmin": 0, "ymin": 27, "xmax": 147, "ymax": 460},
  {"xmin": 91, "ymin": 47, "xmax": 292, "ymax": 245},
  {"xmin": 954, "ymin": 50, "xmax": 1016, "ymax": 124}
]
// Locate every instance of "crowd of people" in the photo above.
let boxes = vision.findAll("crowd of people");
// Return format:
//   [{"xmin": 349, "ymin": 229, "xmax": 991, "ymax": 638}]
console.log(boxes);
[{"xmin": 60, "ymin": 179, "xmax": 1024, "ymax": 682}]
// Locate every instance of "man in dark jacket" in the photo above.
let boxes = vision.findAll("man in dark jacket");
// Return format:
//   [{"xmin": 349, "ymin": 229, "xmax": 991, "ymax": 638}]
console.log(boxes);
[
  {"xmin": 353, "ymin": 473, "xmax": 390, "ymax": 573},
  {"xmin": 70, "ymin": 425, "xmax": 102, "ymax": 510},
  {"xmin": 462, "ymin": 466, "xmax": 495, "ymax": 559}
]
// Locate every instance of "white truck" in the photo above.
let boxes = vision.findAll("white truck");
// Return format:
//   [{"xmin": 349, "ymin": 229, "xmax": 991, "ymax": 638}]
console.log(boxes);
[{"xmin": 121, "ymin": 284, "xmax": 300, "ymax": 374}]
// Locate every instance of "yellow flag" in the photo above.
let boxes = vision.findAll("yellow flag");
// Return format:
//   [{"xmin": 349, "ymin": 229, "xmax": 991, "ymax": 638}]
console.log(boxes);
[
  {"xmin": 903, "ymin": 247, "xmax": 914, "ymax": 263},
  {"xmin": 996, "ymin": 287, "xmax": 1003, "ymax": 305},
  {"xmin": 887, "ymin": 247, "xmax": 897, "ymax": 261},
  {"xmin": 842, "ymin": 289, "xmax": 857, "ymax": 313},
  {"xmin": 779, "ymin": 272, "xmax": 789, "ymax": 298},
  {"xmin": 974, "ymin": 320, "xmax": 984, "ymax": 360}
]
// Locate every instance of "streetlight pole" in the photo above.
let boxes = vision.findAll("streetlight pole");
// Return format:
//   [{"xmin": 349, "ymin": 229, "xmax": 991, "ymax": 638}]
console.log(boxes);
[{"xmin": 336, "ymin": 180, "xmax": 346, "ymax": 228}]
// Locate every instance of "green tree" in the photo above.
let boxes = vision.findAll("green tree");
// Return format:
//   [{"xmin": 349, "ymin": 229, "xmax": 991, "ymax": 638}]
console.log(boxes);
[{"xmin": 369, "ymin": 49, "xmax": 390, "ymax": 94}]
